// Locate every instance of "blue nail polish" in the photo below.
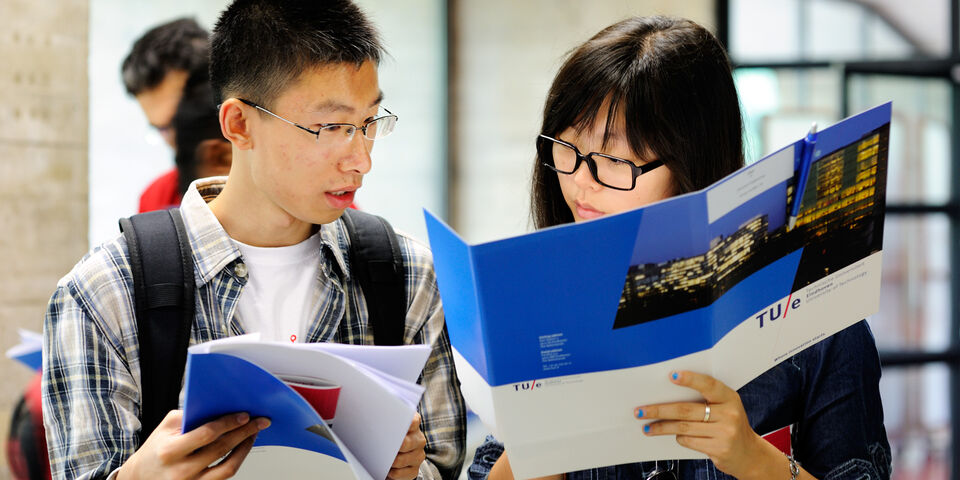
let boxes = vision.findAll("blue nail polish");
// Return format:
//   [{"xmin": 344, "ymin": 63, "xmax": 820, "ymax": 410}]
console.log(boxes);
[
  {"xmin": 644, "ymin": 424, "xmax": 650, "ymax": 433},
  {"xmin": 636, "ymin": 409, "xmax": 644, "ymax": 418},
  {"xmin": 672, "ymin": 372, "xmax": 679, "ymax": 381}
]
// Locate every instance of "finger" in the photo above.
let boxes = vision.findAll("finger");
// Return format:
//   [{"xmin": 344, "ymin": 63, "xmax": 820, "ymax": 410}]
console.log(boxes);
[
  {"xmin": 397, "ymin": 429, "xmax": 427, "ymax": 454},
  {"xmin": 391, "ymin": 447, "xmax": 426, "ymax": 469},
  {"xmin": 176, "ymin": 412, "xmax": 254, "ymax": 455},
  {"xmin": 635, "ymin": 402, "xmax": 714, "ymax": 422},
  {"xmin": 408, "ymin": 412, "xmax": 422, "ymax": 432},
  {"xmin": 157, "ymin": 409, "xmax": 185, "ymax": 432},
  {"xmin": 674, "ymin": 434, "xmax": 715, "ymax": 456},
  {"xmin": 190, "ymin": 417, "xmax": 270, "ymax": 469},
  {"xmin": 196, "ymin": 434, "xmax": 257, "ymax": 480},
  {"xmin": 642, "ymin": 419, "xmax": 715, "ymax": 438},
  {"xmin": 387, "ymin": 464, "xmax": 421, "ymax": 480},
  {"xmin": 670, "ymin": 371, "xmax": 733, "ymax": 404}
]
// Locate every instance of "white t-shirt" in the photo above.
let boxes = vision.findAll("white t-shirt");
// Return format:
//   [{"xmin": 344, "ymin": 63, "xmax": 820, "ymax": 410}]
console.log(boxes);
[{"xmin": 232, "ymin": 232, "xmax": 323, "ymax": 343}]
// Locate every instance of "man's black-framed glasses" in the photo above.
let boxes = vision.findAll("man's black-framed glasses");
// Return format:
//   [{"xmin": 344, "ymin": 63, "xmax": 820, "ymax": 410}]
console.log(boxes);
[
  {"xmin": 237, "ymin": 98, "xmax": 398, "ymax": 145},
  {"xmin": 538, "ymin": 134, "xmax": 664, "ymax": 191}
]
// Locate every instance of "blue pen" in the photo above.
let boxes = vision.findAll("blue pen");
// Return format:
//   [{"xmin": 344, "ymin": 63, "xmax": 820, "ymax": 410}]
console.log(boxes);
[{"xmin": 788, "ymin": 123, "xmax": 818, "ymax": 231}]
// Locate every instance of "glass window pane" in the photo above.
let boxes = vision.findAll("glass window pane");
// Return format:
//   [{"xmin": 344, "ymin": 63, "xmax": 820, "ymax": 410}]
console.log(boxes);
[
  {"xmin": 735, "ymin": 68, "xmax": 840, "ymax": 161},
  {"xmin": 868, "ymin": 215, "xmax": 951, "ymax": 351},
  {"xmin": 848, "ymin": 75, "xmax": 952, "ymax": 204},
  {"xmin": 879, "ymin": 364, "xmax": 952, "ymax": 480},
  {"xmin": 808, "ymin": 0, "xmax": 877, "ymax": 59},
  {"xmin": 730, "ymin": 0, "xmax": 934, "ymax": 63},
  {"xmin": 730, "ymin": 0, "xmax": 800, "ymax": 62}
]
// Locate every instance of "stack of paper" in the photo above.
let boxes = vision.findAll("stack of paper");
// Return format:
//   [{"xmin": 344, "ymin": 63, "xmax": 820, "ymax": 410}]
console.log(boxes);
[{"xmin": 182, "ymin": 335, "xmax": 430, "ymax": 480}]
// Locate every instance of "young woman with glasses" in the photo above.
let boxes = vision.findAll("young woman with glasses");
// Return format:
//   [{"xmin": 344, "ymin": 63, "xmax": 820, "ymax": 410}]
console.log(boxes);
[{"xmin": 468, "ymin": 15, "xmax": 890, "ymax": 480}]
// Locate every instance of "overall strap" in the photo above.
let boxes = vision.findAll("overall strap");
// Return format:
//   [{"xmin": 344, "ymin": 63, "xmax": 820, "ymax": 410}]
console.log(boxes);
[
  {"xmin": 340, "ymin": 209, "xmax": 406, "ymax": 346},
  {"xmin": 119, "ymin": 208, "xmax": 195, "ymax": 446}
]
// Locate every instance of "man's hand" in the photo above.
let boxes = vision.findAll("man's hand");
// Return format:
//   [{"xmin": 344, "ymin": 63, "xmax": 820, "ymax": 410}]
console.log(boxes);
[
  {"xmin": 118, "ymin": 409, "xmax": 270, "ymax": 480},
  {"xmin": 387, "ymin": 412, "xmax": 426, "ymax": 480}
]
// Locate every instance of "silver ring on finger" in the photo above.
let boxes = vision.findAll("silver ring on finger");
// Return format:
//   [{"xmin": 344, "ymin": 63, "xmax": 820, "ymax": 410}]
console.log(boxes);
[{"xmin": 703, "ymin": 403, "xmax": 711, "ymax": 422}]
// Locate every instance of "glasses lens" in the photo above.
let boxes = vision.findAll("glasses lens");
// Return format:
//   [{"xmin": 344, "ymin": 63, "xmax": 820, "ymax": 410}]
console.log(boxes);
[
  {"xmin": 365, "ymin": 115, "xmax": 397, "ymax": 140},
  {"xmin": 318, "ymin": 124, "xmax": 356, "ymax": 142},
  {"xmin": 550, "ymin": 140, "xmax": 578, "ymax": 173},
  {"xmin": 593, "ymin": 154, "xmax": 635, "ymax": 190}
]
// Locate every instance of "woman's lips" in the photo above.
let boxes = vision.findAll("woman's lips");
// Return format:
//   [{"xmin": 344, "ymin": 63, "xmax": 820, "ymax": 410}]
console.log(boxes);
[{"xmin": 576, "ymin": 201, "xmax": 604, "ymax": 220}]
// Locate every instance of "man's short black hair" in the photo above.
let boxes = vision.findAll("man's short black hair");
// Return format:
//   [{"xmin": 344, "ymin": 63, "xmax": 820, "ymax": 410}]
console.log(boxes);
[
  {"xmin": 210, "ymin": 0, "xmax": 384, "ymax": 106},
  {"xmin": 121, "ymin": 18, "xmax": 210, "ymax": 96}
]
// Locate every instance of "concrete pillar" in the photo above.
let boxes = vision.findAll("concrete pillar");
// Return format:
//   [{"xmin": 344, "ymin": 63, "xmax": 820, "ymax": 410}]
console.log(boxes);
[{"xmin": 0, "ymin": 0, "xmax": 89, "ymax": 477}]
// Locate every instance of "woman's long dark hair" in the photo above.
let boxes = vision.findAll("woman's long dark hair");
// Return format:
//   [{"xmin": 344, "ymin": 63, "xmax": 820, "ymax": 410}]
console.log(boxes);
[
  {"xmin": 531, "ymin": 16, "xmax": 744, "ymax": 228},
  {"xmin": 173, "ymin": 74, "xmax": 224, "ymax": 195}
]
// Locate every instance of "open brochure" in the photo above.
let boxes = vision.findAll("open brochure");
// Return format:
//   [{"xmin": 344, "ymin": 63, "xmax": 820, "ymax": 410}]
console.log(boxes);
[
  {"xmin": 425, "ymin": 103, "xmax": 890, "ymax": 478},
  {"xmin": 181, "ymin": 335, "xmax": 430, "ymax": 480},
  {"xmin": 6, "ymin": 329, "xmax": 42, "ymax": 371}
]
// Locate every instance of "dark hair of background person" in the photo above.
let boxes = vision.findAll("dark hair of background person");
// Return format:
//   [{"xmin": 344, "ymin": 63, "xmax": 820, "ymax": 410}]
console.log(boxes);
[
  {"xmin": 531, "ymin": 15, "xmax": 745, "ymax": 229},
  {"xmin": 121, "ymin": 18, "xmax": 210, "ymax": 96},
  {"xmin": 172, "ymin": 75, "xmax": 226, "ymax": 195},
  {"xmin": 209, "ymin": 0, "xmax": 384, "ymax": 106}
]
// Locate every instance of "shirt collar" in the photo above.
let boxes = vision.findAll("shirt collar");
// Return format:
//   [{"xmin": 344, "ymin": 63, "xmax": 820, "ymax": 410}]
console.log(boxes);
[
  {"xmin": 319, "ymin": 213, "xmax": 351, "ymax": 284},
  {"xmin": 179, "ymin": 177, "xmax": 243, "ymax": 285}
]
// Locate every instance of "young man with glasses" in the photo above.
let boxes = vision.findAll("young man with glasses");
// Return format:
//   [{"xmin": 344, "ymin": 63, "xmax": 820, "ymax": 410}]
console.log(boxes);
[{"xmin": 42, "ymin": 2, "xmax": 466, "ymax": 479}]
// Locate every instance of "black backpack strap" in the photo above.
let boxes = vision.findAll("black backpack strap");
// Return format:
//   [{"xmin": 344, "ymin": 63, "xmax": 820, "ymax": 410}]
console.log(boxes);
[
  {"xmin": 119, "ymin": 208, "xmax": 195, "ymax": 446},
  {"xmin": 340, "ymin": 209, "xmax": 406, "ymax": 346}
]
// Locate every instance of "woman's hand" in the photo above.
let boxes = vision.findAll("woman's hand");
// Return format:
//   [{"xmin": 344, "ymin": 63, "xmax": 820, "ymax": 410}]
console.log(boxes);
[{"xmin": 636, "ymin": 370, "xmax": 806, "ymax": 480}]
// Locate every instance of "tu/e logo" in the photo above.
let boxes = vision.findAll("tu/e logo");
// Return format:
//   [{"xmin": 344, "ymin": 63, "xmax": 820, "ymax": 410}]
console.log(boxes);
[
  {"xmin": 513, "ymin": 380, "xmax": 542, "ymax": 392},
  {"xmin": 756, "ymin": 294, "xmax": 802, "ymax": 328}
]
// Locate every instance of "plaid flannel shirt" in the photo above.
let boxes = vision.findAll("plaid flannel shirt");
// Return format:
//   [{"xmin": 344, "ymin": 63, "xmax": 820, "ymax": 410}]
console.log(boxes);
[{"xmin": 42, "ymin": 178, "xmax": 466, "ymax": 480}]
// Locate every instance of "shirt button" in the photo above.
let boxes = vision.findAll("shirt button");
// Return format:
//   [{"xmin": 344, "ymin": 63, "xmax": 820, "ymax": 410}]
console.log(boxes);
[{"xmin": 234, "ymin": 262, "xmax": 248, "ymax": 278}]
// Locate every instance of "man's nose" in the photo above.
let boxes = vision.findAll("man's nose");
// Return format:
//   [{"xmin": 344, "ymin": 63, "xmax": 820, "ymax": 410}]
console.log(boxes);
[{"xmin": 341, "ymin": 132, "xmax": 373, "ymax": 175}]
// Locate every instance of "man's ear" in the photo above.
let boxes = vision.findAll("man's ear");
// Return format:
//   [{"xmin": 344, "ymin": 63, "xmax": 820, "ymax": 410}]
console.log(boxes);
[
  {"xmin": 195, "ymin": 139, "xmax": 233, "ymax": 178},
  {"xmin": 219, "ymin": 98, "xmax": 254, "ymax": 150}
]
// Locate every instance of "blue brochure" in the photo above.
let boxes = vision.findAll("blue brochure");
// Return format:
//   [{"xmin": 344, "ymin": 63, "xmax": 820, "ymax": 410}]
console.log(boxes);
[
  {"xmin": 180, "ymin": 338, "xmax": 429, "ymax": 480},
  {"xmin": 6, "ymin": 329, "xmax": 42, "ymax": 371},
  {"xmin": 425, "ymin": 103, "xmax": 891, "ymax": 477}
]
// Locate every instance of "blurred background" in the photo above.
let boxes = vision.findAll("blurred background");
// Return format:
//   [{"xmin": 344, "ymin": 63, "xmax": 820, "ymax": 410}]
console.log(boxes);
[{"xmin": 1, "ymin": 0, "xmax": 958, "ymax": 478}]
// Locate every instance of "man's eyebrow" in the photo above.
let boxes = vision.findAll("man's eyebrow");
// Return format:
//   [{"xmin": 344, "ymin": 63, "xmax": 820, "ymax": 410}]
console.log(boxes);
[
  {"xmin": 307, "ymin": 91, "xmax": 385, "ymax": 114},
  {"xmin": 370, "ymin": 91, "xmax": 384, "ymax": 109}
]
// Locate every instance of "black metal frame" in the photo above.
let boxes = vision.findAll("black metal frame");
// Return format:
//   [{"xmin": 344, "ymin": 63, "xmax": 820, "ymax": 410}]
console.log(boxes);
[{"xmin": 720, "ymin": 0, "xmax": 960, "ymax": 477}]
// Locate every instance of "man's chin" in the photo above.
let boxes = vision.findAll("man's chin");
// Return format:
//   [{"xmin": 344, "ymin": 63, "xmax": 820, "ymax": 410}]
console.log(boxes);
[{"xmin": 304, "ymin": 209, "xmax": 347, "ymax": 226}]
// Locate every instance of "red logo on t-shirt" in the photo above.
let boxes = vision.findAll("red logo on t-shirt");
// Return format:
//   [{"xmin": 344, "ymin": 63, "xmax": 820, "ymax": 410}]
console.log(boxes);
[{"xmin": 762, "ymin": 425, "xmax": 792, "ymax": 455}]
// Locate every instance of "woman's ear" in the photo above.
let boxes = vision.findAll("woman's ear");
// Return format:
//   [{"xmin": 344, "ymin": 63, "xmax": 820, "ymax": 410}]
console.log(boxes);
[
  {"xmin": 219, "ymin": 98, "xmax": 254, "ymax": 150},
  {"xmin": 195, "ymin": 139, "xmax": 233, "ymax": 178}
]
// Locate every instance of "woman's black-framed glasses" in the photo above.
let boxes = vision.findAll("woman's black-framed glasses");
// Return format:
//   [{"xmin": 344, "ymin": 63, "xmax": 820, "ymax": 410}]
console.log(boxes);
[
  {"xmin": 237, "ymin": 98, "xmax": 398, "ymax": 145},
  {"xmin": 538, "ymin": 134, "xmax": 663, "ymax": 191}
]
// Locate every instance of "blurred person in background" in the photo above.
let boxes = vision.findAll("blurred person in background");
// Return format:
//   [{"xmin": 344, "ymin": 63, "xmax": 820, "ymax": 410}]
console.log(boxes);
[
  {"xmin": 170, "ymin": 75, "xmax": 232, "ymax": 189},
  {"xmin": 121, "ymin": 17, "xmax": 210, "ymax": 212}
]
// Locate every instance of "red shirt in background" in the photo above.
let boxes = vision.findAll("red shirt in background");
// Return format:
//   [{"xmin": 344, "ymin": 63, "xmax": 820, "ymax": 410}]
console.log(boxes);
[{"xmin": 138, "ymin": 168, "xmax": 181, "ymax": 213}]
